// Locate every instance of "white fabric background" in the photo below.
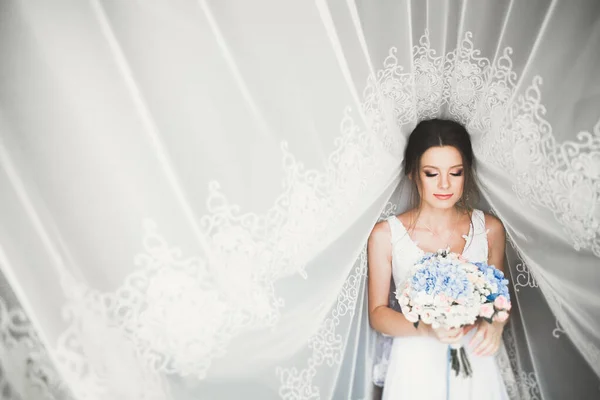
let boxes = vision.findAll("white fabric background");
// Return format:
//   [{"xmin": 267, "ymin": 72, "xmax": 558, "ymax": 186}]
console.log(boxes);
[{"xmin": 0, "ymin": 0, "xmax": 599, "ymax": 399}]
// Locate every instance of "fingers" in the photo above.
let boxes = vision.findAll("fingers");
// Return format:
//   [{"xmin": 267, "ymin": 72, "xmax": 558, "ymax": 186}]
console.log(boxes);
[
  {"xmin": 471, "ymin": 323, "xmax": 506, "ymax": 356},
  {"xmin": 480, "ymin": 344, "xmax": 499, "ymax": 357},
  {"xmin": 475, "ymin": 338, "xmax": 498, "ymax": 357},
  {"xmin": 432, "ymin": 327, "xmax": 461, "ymax": 344},
  {"xmin": 441, "ymin": 329, "xmax": 464, "ymax": 344},
  {"xmin": 473, "ymin": 330, "xmax": 501, "ymax": 356},
  {"xmin": 463, "ymin": 324, "xmax": 476, "ymax": 335},
  {"xmin": 469, "ymin": 327, "xmax": 485, "ymax": 348},
  {"xmin": 444, "ymin": 327, "xmax": 460, "ymax": 336},
  {"xmin": 473, "ymin": 335, "xmax": 490, "ymax": 355}
]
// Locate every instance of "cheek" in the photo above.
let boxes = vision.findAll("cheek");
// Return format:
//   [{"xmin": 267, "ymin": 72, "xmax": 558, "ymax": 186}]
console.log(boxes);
[
  {"xmin": 419, "ymin": 178, "xmax": 438, "ymax": 196},
  {"xmin": 453, "ymin": 177, "xmax": 465, "ymax": 192}
]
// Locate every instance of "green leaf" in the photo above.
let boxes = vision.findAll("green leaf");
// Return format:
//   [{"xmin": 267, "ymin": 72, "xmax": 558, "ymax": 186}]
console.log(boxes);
[{"xmin": 413, "ymin": 321, "xmax": 419, "ymax": 329}]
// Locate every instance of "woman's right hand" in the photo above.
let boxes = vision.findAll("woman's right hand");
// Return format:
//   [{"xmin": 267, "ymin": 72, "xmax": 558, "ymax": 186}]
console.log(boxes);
[{"xmin": 428, "ymin": 326, "xmax": 465, "ymax": 344}]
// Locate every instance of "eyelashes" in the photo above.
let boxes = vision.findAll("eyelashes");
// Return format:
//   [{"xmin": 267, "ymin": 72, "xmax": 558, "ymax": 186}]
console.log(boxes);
[{"xmin": 423, "ymin": 170, "xmax": 464, "ymax": 177}]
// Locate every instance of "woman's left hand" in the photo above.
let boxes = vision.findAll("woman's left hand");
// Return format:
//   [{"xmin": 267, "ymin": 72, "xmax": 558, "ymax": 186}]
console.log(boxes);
[{"xmin": 469, "ymin": 320, "xmax": 506, "ymax": 357}]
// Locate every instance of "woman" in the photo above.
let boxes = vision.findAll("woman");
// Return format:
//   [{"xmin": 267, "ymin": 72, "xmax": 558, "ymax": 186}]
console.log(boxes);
[{"xmin": 368, "ymin": 119, "xmax": 510, "ymax": 399}]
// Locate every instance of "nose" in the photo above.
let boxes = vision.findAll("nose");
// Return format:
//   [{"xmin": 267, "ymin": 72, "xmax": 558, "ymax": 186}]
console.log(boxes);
[{"xmin": 439, "ymin": 175, "xmax": 450, "ymax": 190}]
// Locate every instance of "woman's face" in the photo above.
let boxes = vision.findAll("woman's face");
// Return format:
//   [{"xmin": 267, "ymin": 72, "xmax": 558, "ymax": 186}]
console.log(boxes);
[{"xmin": 417, "ymin": 146, "xmax": 465, "ymax": 209}]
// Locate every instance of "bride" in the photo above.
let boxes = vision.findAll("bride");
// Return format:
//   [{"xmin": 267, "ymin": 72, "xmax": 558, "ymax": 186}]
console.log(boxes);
[{"xmin": 368, "ymin": 119, "xmax": 510, "ymax": 399}]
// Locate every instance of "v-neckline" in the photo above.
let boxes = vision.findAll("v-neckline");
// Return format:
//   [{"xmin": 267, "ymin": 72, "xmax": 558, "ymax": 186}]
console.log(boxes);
[{"xmin": 394, "ymin": 214, "xmax": 474, "ymax": 256}]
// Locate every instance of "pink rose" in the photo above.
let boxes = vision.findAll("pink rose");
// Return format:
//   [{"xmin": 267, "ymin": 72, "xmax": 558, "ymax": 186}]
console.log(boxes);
[
  {"xmin": 437, "ymin": 293, "xmax": 450, "ymax": 305},
  {"xmin": 421, "ymin": 311, "xmax": 434, "ymax": 324},
  {"xmin": 494, "ymin": 310, "xmax": 509, "ymax": 323},
  {"xmin": 480, "ymin": 303, "xmax": 495, "ymax": 319},
  {"xmin": 494, "ymin": 295, "xmax": 511, "ymax": 311}
]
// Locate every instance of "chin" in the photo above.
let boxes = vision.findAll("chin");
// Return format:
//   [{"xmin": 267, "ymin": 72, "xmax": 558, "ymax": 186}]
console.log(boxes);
[{"xmin": 426, "ymin": 197, "xmax": 458, "ymax": 209}]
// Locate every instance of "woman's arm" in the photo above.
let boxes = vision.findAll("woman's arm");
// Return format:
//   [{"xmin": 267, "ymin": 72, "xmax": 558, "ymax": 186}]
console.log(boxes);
[
  {"xmin": 486, "ymin": 214, "xmax": 507, "ymax": 276},
  {"xmin": 367, "ymin": 221, "xmax": 431, "ymax": 337},
  {"xmin": 470, "ymin": 213, "xmax": 509, "ymax": 356}
]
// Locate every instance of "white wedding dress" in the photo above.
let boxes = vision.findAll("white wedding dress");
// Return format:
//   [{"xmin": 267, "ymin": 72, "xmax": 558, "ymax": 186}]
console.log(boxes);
[{"xmin": 382, "ymin": 210, "xmax": 510, "ymax": 400}]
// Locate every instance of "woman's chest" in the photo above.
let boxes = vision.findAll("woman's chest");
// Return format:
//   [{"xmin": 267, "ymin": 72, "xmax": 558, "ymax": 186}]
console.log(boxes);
[{"xmin": 390, "ymin": 234, "xmax": 488, "ymax": 286}]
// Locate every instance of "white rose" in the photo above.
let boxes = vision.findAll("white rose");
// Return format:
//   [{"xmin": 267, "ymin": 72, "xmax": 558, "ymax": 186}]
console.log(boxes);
[
  {"xmin": 462, "ymin": 263, "xmax": 476, "ymax": 272},
  {"xmin": 405, "ymin": 311, "xmax": 419, "ymax": 323},
  {"xmin": 399, "ymin": 295, "xmax": 410, "ymax": 306},
  {"xmin": 417, "ymin": 293, "xmax": 435, "ymax": 305},
  {"xmin": 494, "ymin": 310, "xmax": 510, "ymax": 323}
]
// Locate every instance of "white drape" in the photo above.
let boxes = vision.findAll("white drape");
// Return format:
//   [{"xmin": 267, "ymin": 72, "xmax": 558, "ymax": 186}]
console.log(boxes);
[{"xmin": 0, "ymin": 0, "xmax": 599, "ymax": 399}]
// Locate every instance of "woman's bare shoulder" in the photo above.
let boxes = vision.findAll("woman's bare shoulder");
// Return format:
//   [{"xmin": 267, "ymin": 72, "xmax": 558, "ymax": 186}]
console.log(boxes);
[
  {"xmin": 370, "ymin": 209, "xmax": 416, "ymax": 242},
  {"xmin": 370, "ymin": 219, "xmax": 391, "ymax": 238},
  {"xmin": 482, "ymin": 212, "xmax": 505, "ymax": 233}
]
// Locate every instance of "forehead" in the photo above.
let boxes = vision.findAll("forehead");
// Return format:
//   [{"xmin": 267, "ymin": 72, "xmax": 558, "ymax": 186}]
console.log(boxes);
[{"xmin": 420, "ymin": 146, "xmax": 463, "ymax": 168}]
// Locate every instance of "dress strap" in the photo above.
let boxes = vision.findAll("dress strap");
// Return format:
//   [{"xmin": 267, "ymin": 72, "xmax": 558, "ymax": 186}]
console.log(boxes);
[
  {"xmin": 471, "ymin": 210, "xmax": 489, "ymax": 235},
  {"xmin": 386, "ymin": 216, "xmax": 408, "ymax": 245},
  {"xmin": 470, "ymin": 209, "xmax": 489, "ymax": 260}
]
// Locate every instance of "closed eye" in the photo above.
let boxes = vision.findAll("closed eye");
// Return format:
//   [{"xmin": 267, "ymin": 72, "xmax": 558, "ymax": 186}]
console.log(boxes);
[
  {"xmin": 425, "ymin": 172, "xmax": 438, "ymax": 177},
  {"xmin": 450, "ymin": 171, "xmax": 463, "ymax": 177}
]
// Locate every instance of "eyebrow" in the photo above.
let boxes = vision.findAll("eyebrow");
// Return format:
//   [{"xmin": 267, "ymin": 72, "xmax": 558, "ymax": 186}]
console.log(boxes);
[{"xmin": 422, "ymin": 164, "xmax": 464, "ymax": 169}]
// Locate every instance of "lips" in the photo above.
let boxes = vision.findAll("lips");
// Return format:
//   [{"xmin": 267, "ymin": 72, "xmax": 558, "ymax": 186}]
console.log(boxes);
[{"xmin": 434, "ymin": 194, "xmax": 453, "ymax": 200}]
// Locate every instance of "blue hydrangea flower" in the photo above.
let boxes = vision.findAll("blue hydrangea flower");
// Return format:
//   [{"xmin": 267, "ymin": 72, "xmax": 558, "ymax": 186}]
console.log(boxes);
[
  {"xmin": 473, "ymin": 261, "xmax": 510, "ymax": 300},
  {"xmin": 410, "ymin": 255, "xmax": 473, "ymax": 301}
]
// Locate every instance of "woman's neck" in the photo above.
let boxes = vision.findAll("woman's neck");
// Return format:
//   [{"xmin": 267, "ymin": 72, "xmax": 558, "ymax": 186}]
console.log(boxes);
[{"xmin": 415, "ymin": 204, "xmax": 461, "ymax": 230}]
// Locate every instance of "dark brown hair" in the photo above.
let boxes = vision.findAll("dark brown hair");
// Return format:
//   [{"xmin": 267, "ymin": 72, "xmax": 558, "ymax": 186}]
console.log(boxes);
[{"xmin": 403, "ymin": 118, "xmax": 479, "ymax": 211}]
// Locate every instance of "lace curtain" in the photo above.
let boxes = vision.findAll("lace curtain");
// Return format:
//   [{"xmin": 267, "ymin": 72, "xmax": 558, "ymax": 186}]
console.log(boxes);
[{"xmin": 0, "ymin": 0, "xmax": 599, "ymax": 399}]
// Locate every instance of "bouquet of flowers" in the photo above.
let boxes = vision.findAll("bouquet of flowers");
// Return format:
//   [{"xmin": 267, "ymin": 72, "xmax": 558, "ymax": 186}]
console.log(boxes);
[{"xmin": 396, "ymin": 249, "xmax": 511, "ymax": 377}]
